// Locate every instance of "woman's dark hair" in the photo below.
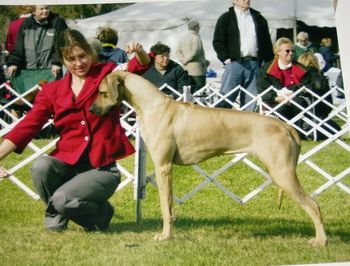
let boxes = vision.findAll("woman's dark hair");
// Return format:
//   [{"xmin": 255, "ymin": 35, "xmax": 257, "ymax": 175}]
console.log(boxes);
[
  {"xmin": 150, "ymin": 42, "xmax": 170, "ymax": 55},
  {"xmin": 56, "ymin": 29, "xmax": 97, "ymax": 63}
]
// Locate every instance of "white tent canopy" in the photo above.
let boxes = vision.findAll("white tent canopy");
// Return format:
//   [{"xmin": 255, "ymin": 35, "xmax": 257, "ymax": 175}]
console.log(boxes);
[
  {"xmin": 69, "ymin": 0, "xmax": 336, "ymax": 37},
  {"xmin": 67, "ymin": 0, "xmax": 336, "ymax": 71}
]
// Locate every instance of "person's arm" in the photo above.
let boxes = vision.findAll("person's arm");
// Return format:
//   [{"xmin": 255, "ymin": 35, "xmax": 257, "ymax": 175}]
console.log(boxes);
[
  {"xmin": 6, "ymin": 22, "xmax": 26, "ymax": 77},
  {"xmin": 212, "ymin": 14, "xmax": 229, "ymax": 63},
  {"xmin": 0, "ymin": 139, "xmax": 17, "ymax": 161},
  {"xmin": 175, "ymin": 65, "xmax": 190, "ymax": 93},
  {"xmin": 50, "ymin": 15, "xmax": 68, "ymax": 68},
  {"xmin": 0, "ymin": 139, "xmax": 17, "ymax": 179},
  {"xmin": 125, "ymin": 42, "xmax": 151, "ymax": 75},
  {"xmin": 259, "ymin": 17, "xmax": 274, "ymax": 63},
  {"xmin": 175, "ymin": 42, "xmax": 185, "ymax": 65},
  {"xmin": 257, "ymin": 63, "xmax": 279, "ymax": 104},
  {"xmin": 182, "ymin": 36, "xmax": 202, "ymax": 65},
  {"xmin": 126, "ymin": 42, "xmax": 151, "ymax": 66}
]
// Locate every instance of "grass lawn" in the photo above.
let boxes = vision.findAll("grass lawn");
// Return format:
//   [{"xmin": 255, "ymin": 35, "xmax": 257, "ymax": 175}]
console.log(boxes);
[{"xmin": 0, "ymin": 139, "xmax": 349, "ymax": 266}]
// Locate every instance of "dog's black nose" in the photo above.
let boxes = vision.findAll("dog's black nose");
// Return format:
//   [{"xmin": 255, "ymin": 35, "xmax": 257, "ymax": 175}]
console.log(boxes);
[
  {"xmin": 89, "ymin": 104, "xmax": 114, "ymax": 116},
  {"xmin": 89, "ymin": 104, "xmax": 99, "ymax": 115}
]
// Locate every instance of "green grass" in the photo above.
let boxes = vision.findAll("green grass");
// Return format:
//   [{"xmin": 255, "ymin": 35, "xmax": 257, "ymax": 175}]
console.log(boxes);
[{"xmin": 0, "ymin": 139, "xmax": 349, "ymax": 266}]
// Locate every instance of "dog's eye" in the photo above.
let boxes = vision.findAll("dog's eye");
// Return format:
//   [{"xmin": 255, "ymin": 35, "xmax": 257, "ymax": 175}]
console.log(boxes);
[{"xmin": 99, "ymin": 91, "xmax": 108, "ymax": 97}]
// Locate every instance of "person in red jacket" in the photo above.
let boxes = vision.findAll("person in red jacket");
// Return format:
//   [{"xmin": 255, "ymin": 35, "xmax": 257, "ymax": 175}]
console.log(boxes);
[
  {"xmin": 0, "ymin": 29, "xmax": 151, "ymax": 232},
  {"xmin": 5, "ymin": 6, "xmax": 32, "ymax": 54},
  {"xmin": 258, "ymin": 37, "xmax": 312, "ymax": 139}
]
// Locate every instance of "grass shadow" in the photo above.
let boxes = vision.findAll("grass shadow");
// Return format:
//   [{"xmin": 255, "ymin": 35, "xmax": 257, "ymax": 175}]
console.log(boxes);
[{"xmin": 108, "ymin": 216, "xmax": 350, "ymax": 242}]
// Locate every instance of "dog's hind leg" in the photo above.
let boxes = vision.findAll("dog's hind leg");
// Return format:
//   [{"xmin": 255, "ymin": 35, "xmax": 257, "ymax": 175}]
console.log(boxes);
[
  {"xmin": 270, "ymin": 167, "xmax": 327, "ymax": 247},
  {"xmin": 154, "ymin": 162, "xmax": 175, "ymax": 241}
]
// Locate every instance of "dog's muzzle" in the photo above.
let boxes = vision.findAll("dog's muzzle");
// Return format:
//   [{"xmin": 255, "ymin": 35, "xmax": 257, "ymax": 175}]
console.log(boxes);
[{"xmin": 89, "ymin": 104, "xmax": 115, "ymax": 116}]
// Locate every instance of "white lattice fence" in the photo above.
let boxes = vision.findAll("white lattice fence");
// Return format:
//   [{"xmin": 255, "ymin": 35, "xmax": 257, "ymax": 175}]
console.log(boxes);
[
  {"xmin": 176, "ymin": 81, "xmax": 350, "ymax": 204},
  {"xmin": 143, "ymin": 80, "xmax": 350, "ymax": 206},
  {"xmin": 1, "ymin": 78, "xmax": 349, "ymax": 211}
]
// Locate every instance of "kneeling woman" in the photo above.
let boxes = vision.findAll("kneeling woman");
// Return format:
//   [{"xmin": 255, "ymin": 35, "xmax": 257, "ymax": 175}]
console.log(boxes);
[
  {"xmin": 0, "ymin": 29, "xmax": 151, "ymax": 232},
  {"xmin": 258, "ymin": 37, "xmax": 311, "ymax": 136}
]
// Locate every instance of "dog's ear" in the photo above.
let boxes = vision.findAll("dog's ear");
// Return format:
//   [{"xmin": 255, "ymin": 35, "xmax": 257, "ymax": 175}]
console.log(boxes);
[
  {"xmin": 115, "ymin": 75, "xmax": 125, "ymax": 104},
  {"xmin": 107, "ymin": 73, "xmax": 121, "ymax": 104}
]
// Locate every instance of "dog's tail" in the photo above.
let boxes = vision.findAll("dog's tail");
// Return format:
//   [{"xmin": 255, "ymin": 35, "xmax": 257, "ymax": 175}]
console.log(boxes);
[{"xmin": 277, "ymin": 188, "xmax": 283, "ymax": 209}]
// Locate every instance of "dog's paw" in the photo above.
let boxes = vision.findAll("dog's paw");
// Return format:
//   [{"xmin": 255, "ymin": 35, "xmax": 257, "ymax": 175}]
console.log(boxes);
[
  {"xmin": 153, "ymin": 233, "xmax": 170, "ymax": 241},
  {"xmin": 308, "ymin": 237, "xmax": 327, "ymax": 247}
]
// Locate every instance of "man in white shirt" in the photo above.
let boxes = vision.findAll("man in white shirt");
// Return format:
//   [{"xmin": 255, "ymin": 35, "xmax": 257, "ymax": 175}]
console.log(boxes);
[{"xmin": 213, "ymin": 0, "xmax": 273, "ymax": 111}]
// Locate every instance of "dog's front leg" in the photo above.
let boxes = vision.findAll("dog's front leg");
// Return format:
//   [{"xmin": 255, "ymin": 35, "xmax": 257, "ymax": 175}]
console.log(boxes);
[{"xmin": 154, "ymin": 163, "xmax": 174, "ymax": 241}]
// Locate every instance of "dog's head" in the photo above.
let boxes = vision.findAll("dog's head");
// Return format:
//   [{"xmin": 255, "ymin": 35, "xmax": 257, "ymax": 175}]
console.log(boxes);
[{"xmin": 90, "ymin": 71, "xmax": 126, "ymax": 116}]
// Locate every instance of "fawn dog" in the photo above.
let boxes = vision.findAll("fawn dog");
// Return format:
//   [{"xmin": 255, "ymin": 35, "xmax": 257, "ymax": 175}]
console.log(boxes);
[{"xmin": 90, "ymin": 70, "xmax": 327, "ymax": 247}]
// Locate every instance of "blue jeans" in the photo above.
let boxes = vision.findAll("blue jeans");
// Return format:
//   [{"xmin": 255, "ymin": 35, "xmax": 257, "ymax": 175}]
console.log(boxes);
[{"xmin": 217, "ymin": 60, "xmax": 259, "ymax": 112}]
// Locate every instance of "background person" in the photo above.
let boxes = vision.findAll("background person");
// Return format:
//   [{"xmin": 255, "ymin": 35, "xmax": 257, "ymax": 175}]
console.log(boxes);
[
  {"xmin": 175, "ymin": 19, "xmax": 209, "ymax": 92},
  {"xmin": 294, "ymin": 31, "xmax": 317, "ymax": 61},
  {"xmin": 297, "ymin": 52, "xmax": 341, "ymax": 139},
  {"xmin": 5, "ymin": 6, "xmax": 32, "ymax": 55},
  {"xmin": 258, "ymin": 37, "xmax": 311, "ymax": 138},
  {"xmin": 0, "ymin": 29, "xmax": 151, "ymax": 232},
  {"xmin": 95, "ymin": 26, "xmax": 128, "ymax": 65},
  {"xmin": 318, "ymin": 37, "xmax": 339, "ymax": 72},
  {"xmin": 212, "ymin": 0, "xmax": 273, "ymax": 111},
  {"xmin": 143, "ymin": 41, "xmax": 189, "ymax": 97},
  {"xmin": 6, "ymin": 5, "xmax": 68, "ymax": 94}
]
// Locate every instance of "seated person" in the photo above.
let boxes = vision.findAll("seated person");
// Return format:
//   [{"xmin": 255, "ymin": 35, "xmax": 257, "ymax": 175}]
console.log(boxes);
[
  {"xmin": 297, "ymin": 52, "xmax": 341, "ymax": 140},
  {"xmin": 319, "ymin": 37, "xmax": 338, "ymax": 72},
  {"xmin": 143, "ymin": 42, "xmax": 189, "ymax": 98},
  {"xmin": 96, "ymin": 26, "xmax": 128, "ymax": 65},
  {"xmin": 294, "ymin": 31, "xmax": 317, "ymax": 61},
  {"xmin": 258, "ymin": 37, "xmax": 311, "ymax": 137}
]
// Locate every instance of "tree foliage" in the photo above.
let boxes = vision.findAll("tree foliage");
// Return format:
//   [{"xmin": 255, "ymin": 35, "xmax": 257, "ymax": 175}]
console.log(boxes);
[{"xmin": 0, "ymin": 4, "xmax": 132, "ymax": 47}]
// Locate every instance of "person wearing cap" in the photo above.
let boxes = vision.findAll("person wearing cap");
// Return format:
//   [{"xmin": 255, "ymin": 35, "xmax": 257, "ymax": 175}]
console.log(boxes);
[
  {"xmin": 213, "ymin": 0, "xmax": 273, "ymax": 111},
  {"xmin": 175, "ymin": 20, "xmax": 209, "ymax": 92}
]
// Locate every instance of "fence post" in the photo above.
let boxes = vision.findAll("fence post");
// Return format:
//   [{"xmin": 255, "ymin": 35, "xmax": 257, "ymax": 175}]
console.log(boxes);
[
  {"xmin": 183, "ymin": 86, "xmax": 191, "ymax": 103},
  {"xmin": 134, "ymin": 122, "xmax": 147, "ymax": 224}
]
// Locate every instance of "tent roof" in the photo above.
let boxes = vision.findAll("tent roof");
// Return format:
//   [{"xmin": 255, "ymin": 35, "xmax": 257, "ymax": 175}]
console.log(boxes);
[{"xmin": 70, "ymin": 0, "xmax": 336, "ymax": 33}]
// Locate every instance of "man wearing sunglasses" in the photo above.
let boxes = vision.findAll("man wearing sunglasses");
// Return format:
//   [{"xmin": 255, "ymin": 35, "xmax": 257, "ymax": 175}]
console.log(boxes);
[{"xmin": 213, "ymin": 0, "xmax": 273, "ymax": 111}]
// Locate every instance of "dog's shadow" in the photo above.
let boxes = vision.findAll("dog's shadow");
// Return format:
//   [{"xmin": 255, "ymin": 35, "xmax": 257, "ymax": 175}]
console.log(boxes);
[{"xmin": 108, "ymin": 216, "xmax": 350, "ymax": 242}]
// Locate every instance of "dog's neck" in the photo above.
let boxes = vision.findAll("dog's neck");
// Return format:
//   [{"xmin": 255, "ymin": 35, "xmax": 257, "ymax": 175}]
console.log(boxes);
[{"xmin": 123, "ymin": 75, "xmax": 170, "ymax": 116}]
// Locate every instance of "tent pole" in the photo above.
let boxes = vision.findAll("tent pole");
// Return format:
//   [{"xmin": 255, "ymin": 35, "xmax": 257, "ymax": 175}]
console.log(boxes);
[{"xmin": 293, "ymin": 0, "xmax": 297, "ymax": 42}]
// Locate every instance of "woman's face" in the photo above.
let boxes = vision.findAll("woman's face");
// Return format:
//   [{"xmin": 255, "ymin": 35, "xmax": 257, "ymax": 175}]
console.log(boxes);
[
  {"xmin": 277, "ymin": 43, "xmax": 294, "ymax": 65},
  {"xmin": 154, "ymin": 52, "xmax": 170, "ymax": 70},
  {"xmin": 63, "ymin": 46, "xmax": 92, "ymax": 79}
]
